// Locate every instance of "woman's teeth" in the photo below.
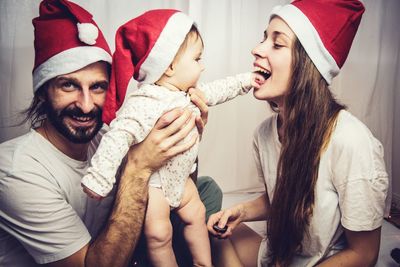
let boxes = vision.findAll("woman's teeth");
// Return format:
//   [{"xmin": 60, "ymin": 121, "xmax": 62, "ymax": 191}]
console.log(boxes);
[{"xmin": 254, "ymin": 66, "xmax": 271, "ymax": 80}]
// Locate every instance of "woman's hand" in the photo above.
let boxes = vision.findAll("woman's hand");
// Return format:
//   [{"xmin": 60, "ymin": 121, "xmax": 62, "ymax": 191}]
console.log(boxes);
[
  {"xmin": 188, "ymin": 88, "xmax": 208, "ymax": 136},
  {"xmin": 126, "ymin": 108, "xmax": 198, "ymax": 175},
  {"xmin": 207, "ymin": 204, "xmax": 245, "ymax": 239}
]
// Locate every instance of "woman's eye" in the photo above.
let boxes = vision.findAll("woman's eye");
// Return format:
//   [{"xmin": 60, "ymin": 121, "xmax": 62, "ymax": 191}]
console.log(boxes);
[
  {"xmin": 260, "ymin": 33, "xmax": 267, "ymax": 43},
  {"xmin": 260, "ymin": 36, "xmax": 267, "ymax": 43},
  {"xmin": 273, "ymin": 43, "xmax": 283, "ymax": 49}
]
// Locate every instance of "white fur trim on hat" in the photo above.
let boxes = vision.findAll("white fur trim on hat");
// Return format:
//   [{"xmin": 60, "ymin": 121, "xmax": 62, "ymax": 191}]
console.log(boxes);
[
  {"xmin": 137, "ymin": 12, "xmax": 194, "ymax": 85},
  {"xmin": 77, "ymin": 22, "xmax": 99, "ymax": 45},
  {"xmin": 271, "ymin": 5, "xmax": 340, "ymax": 84},
  {"xmin": 33, "ymin": 46, "xmax": 112, "ymax": 92}
]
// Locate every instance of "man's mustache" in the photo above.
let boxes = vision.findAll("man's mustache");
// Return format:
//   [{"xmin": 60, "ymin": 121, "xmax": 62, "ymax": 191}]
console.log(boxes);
[{"xmin": 59, "ymin": 106, "xmax": 102, "ymax": 119}]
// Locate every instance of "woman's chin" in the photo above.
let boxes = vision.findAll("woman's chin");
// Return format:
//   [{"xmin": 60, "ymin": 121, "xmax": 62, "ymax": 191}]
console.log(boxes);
[{"xmin": 253, "ymin": 88, "xmax": 268, "ymax": 101}]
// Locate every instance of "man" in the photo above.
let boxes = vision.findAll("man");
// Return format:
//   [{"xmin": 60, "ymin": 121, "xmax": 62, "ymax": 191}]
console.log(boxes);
[{"xmin": 0, "ymin": 0, "xmax": 222, "ymax": 266}]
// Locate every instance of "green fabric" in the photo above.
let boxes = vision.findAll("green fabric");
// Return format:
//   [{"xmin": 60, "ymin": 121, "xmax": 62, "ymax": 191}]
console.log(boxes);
[
  {"xmin": 132, "ymin": 176, "xmax": 223, "ymax": 267},
  {"xmin": 196, "ymin": 176, "xmax": 223, "ymax": 220}
]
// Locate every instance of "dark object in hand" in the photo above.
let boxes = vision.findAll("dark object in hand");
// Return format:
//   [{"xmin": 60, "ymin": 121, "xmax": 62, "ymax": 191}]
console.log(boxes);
[
  {"xmin": 213, "ymin": 223, "xmax": 228, "ymax": 233},
  {"xmin": 391, "ymin": 248, "xmax": 400, "ymax": 263}
]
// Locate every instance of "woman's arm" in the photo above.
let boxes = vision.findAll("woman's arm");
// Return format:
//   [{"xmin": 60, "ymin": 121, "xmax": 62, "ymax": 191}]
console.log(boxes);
[{"xmin": 317, "ymin": 227, "xmax": 381, "ymax": 267}]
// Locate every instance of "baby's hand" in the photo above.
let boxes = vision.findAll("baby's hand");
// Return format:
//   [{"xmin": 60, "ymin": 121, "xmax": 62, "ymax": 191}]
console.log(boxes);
[{"xmin": 251, "ymin": 72, "xmax": 261, "ymax": 89}]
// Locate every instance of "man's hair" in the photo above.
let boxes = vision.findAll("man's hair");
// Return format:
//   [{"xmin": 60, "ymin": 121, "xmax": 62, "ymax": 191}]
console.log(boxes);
[{"xmin": 19, "ymin": 83, "xmax": 48, "ymax": 128}]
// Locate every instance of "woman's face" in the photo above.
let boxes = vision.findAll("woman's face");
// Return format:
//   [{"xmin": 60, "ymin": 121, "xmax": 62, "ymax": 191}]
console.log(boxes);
[{"xmin": 252, "ymin": 17, "xmax": 295, "ymax": 106}]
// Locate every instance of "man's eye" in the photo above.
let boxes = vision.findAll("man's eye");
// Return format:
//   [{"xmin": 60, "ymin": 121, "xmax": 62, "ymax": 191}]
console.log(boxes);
[
  {"xmin": 61, "ymin": 82, "xmax": 76, "ymax": 91},
  {"xmin": 91, "ymin": 83, "xmax": 107, "ymax": 93}
]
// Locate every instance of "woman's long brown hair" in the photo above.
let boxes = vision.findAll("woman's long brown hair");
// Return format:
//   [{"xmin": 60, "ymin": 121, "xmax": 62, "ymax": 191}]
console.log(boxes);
[{"xmin": 267, "ymin": 37, "xmax": 345, "ymax": 266}]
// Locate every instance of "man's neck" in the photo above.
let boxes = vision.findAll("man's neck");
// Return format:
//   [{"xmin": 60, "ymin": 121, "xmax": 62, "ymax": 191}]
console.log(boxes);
[{"xmin": 37, "ymin": 120, "xmax": 89, "ymax": 161}]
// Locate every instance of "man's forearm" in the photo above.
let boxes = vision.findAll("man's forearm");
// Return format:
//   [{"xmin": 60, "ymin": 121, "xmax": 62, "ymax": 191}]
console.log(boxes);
[{"xmin": 85, "ymin": 162, "xmax": 150, "ymax": 267}]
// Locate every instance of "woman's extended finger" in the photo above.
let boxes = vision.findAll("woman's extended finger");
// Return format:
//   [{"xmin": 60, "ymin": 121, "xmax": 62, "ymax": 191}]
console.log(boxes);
[
  {"xmin": 207, "ymin": 212, "xmax": 224, "ymax": 236},
  {"xmin": 217, "ymin": 209, "xmax": 233, "ymax": 229}
]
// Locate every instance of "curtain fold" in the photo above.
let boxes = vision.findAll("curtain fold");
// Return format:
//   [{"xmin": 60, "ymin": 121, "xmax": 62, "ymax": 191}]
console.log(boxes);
[{"xmin": 0, "ymin": 1, "xmax": 398, "ymax": 214}]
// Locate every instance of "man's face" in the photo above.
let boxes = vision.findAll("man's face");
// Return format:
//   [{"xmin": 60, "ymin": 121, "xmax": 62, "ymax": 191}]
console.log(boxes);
[{"xmin": 45, "ymin": 62, "xmax": 109, "ymax": 144}]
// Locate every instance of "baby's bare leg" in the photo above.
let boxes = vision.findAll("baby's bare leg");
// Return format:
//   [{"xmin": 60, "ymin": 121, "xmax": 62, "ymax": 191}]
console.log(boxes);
[
  {"xmin": 176, "ymin": 178, "xmax": 212, "ymax": 267},
  {"xmin": 145, "ymin": 187, "xmax": 177, "ymax": 267}
]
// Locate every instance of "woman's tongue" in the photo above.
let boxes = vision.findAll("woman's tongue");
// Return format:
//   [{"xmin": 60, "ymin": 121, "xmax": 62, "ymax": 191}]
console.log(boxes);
[{"xmin": 254, "ymin": 72, "xmax": 266, "ymax": 85}]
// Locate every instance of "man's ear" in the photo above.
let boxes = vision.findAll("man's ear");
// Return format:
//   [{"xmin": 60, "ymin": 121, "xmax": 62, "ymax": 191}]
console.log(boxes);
[{"xmin": 164, "ymin": 63, "xmax": 175, "ymax": 77}]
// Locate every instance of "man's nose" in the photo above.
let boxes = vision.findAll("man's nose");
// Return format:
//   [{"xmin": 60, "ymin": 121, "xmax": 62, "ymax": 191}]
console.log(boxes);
[{"xmin": 76, "ymin": 89, "xmax": 95, "ymax": 113}]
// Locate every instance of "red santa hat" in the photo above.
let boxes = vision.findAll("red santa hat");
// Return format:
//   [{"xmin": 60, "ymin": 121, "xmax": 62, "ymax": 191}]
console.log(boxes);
[
  {"xmin": 271, "ymin": 0, "xmax": 365, "ymax": 84},
  {"xmin": 32, "ymin": 0, "xmax": 112, "ymax": 92},
  {"xmin": 102, "ymin": 9, "xmax": 194, "ymax": 125}
]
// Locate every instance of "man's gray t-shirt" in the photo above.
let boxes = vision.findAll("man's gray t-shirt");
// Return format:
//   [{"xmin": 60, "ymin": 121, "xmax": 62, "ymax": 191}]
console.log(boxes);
[{"xmin": 0, "ymin": 128, "xmax": 113, "ymax": 266}]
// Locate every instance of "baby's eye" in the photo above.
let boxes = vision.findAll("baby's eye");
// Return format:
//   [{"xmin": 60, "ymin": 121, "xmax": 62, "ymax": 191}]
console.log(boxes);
[{"xmin": 196, "ymin": 57, "xmax": 202, "ymax": 62}]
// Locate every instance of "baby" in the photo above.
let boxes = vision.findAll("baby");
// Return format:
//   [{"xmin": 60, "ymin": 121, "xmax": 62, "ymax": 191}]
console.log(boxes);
[{"xmin": 81, "ymin": 9, "xmax": 256, "ymax": 266}]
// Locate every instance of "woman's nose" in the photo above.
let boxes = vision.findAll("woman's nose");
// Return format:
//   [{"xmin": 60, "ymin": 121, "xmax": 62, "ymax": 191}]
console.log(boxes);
[{"xmin": 252, "ymin": 42, "xmax": 267, "ymax": 58}]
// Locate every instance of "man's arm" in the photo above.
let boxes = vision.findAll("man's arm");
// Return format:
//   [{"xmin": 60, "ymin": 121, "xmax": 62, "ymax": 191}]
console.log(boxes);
[{"xmin": 46, "ymin": 109, "xmax": 198, "ymax": 267}]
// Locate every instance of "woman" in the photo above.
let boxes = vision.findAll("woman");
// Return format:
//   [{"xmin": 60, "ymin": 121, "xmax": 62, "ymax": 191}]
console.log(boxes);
[{"xmin": 207, "ymin": 0, "xmax": 389, "ymax": 266}]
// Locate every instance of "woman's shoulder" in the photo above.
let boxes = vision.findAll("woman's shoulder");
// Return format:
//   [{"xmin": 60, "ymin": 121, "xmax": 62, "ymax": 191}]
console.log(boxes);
[
  {"xmin": 331, "ymin": 110, "xmax": 376, "ymax": 147},
  {"xmin": 330, "ymin": 110, "xmax": 385, "ymax": 169}
]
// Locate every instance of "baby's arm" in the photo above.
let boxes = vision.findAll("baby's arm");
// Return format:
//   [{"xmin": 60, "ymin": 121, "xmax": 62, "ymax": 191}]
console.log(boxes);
[
  {"xmin": 82, "ymin": 92, "xmax": 166, "ymax": 198},
  {"xmin": 198, "ymin": 72, "xmax": 254, "ymax": 106}
]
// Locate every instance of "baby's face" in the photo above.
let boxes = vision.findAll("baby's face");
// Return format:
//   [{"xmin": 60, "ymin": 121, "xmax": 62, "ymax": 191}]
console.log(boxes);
[{"xmin": 171, "ymin": 35, "xmax": 204, "ymax": 92}]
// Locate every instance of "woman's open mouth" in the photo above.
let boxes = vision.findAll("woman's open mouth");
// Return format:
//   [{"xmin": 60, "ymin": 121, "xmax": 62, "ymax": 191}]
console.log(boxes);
[{"xmin": 253, "ymin": 66, "xmax": 271, "ymax": 85}]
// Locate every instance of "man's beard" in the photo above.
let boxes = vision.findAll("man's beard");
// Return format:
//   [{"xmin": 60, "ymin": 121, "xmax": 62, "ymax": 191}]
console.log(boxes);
[{"xmin": 45, "ymin": 102, "xmax": 103, "ymax": 144}]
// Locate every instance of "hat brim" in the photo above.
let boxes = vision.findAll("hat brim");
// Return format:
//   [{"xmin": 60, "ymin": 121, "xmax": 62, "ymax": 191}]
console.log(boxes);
[
  {"xmin": 270, "ymin": 5, "xmax": 339, "ymax": 84},
  {"xmin": 33, "ymin": 46, "xmax": 112, "ymax": 92}
]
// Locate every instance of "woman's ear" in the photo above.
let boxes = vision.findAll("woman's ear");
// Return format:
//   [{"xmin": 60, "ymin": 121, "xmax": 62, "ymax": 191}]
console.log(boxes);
[{"xmin": 164, "ymin": 63, "xmax": 175, "ymax": 77}]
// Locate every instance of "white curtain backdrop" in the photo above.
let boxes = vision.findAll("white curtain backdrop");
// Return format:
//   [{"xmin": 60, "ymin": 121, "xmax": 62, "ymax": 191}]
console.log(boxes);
[{"xmin": 1, "ymin": 0, "xmax": 399, "ymax": 214}]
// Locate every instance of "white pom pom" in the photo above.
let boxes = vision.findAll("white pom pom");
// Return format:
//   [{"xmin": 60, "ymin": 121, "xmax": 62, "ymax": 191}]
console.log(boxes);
[{"xmin": 77, "ymin": 23, "xmax": 98, "ymax": 45}]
